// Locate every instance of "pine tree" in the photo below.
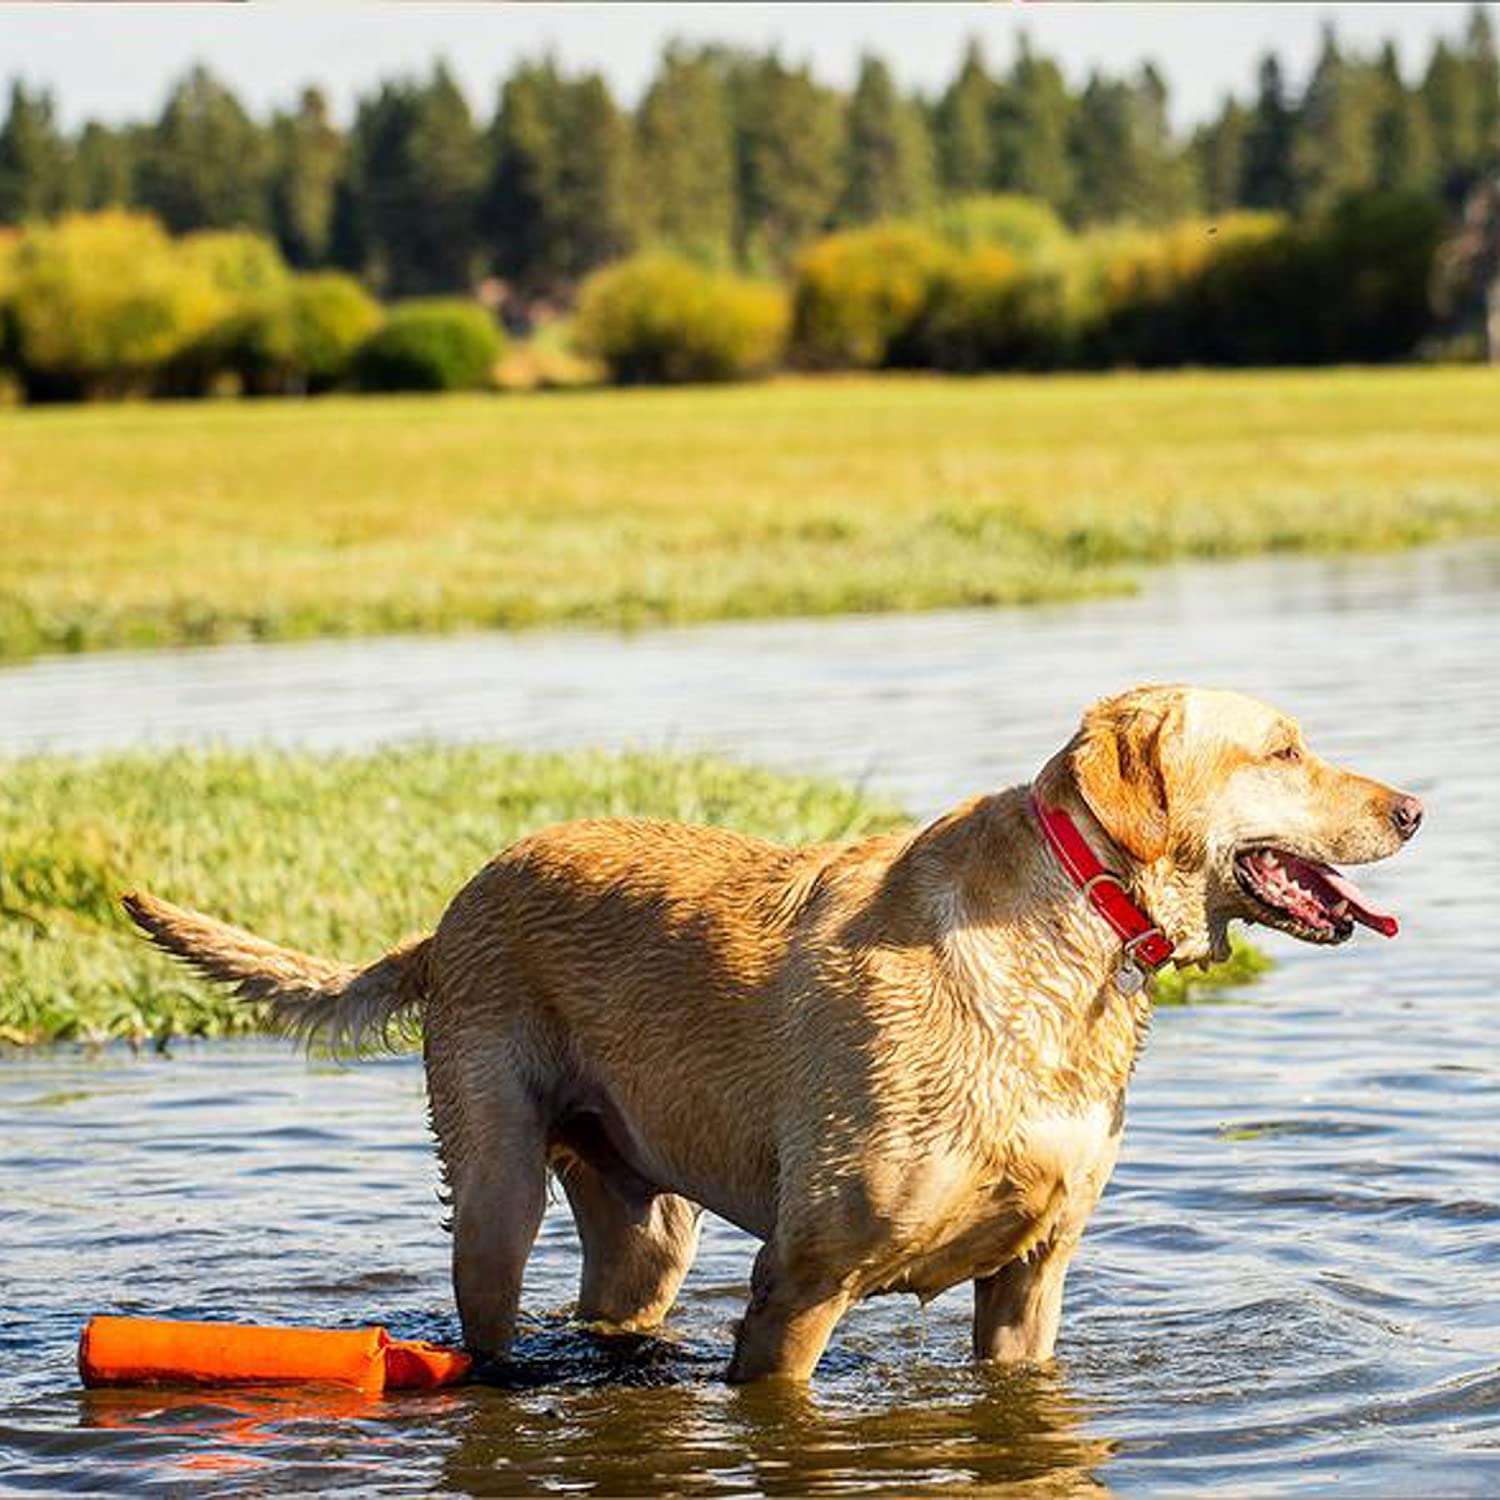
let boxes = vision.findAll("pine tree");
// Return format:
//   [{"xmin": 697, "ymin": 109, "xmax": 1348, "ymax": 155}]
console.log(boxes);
[
  {"xmin": 72, "ymin": 122, "xmax": 133, "ymax": 211},
  {"xmin": 933, "ymin": 40, "xmax": 996, "ymax": 195},
  {"xmin": 1291, "ymin": 27, "xmax": 1380, "ymax": 214},
  {"xmin": 840, "ymin": 54, "xmax": 933, "ymax": 223},
  {"xmin": 484, "ymin": 61, "xmax": 565, "ymax": 296},
  {"xmin": 1372, "ymin": 41, "xmax": 1437, "ymax": 195},
  {"xmin": 405, "ymin": 65, "xmax": 485, "ymax": 291},
  {"xmin": 556, "ymin": 73, "xmax": 638, "ymax": 279},
  {"xmin": 728, "ymin": 55, "xmax": 844, "ymax": 269},
  {"xmin": 1195, "ymin": 100, "xmax": 1250, "ymax": 214},
  {"xmin": 484, "ymin": 64, "xmax": 636, "ymax": 296},
  {"xmin": 1242, "ymin": 55, "xmax": 1296, "ymax": 210},
  {"xmin": 636, "ymin": 46, "xmax": 736, "ymax": 263},
  {"xmin": 993, "ymin": 36, "xmax": 1076, "ymax": 209},
  {"xmin": 1067, "ymin": 66, "xmax": 1192, "ymax": 224},
  {"xmin": 1466, "ymin": 4, "xmax": 1500, "ymax": 167},
  {"xmin": 269, "ymin": 88, "xmax": 344, "ymax": 267},
  {"xmin": 0, "ymin": 81, "xmax": 73, "ymax": 223},
  {"xmin": 344, "ymin": 67, "xmax": 483, "ymax": 296},
  {"xmin": 137, "ymin": 66, "xmax": 269, "ymax": 232}
]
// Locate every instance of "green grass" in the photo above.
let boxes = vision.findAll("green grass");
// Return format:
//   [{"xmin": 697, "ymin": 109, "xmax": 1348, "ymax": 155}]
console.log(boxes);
[
  {"xmin": 1, "ymin": 366, "xmax": 1498, "ymax": 659},
  {"xmin": 0, "ymin": 744, "xmax": 1260, "ymax": 1045}
]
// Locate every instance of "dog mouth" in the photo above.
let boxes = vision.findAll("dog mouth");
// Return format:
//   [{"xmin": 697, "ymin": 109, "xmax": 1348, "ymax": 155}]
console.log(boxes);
[{"xmin": 1234, "ymin": 847, "xmax": 1399, "ymax": 945}]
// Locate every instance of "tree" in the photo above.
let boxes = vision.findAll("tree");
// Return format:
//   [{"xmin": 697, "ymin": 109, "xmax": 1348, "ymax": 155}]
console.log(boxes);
[
  {"xmin": 993, "ymin": 37, "xmax": 1076, "ymax": 210},
  {"xmin": 269, "ymin": 88, "xmax": 344, "ymax": 267},
  {"xmin": 1291, "ymin": 27, "xmax": 1380, "ymax": 214},
  {"xmin": 1067, "ymin": 66, "xmax": 1194, "ymax": 224},
  {"xmin": 728, "ymin": 54, "xmax": 844, "ymax": 269},
  {"xmin": 343, "ymin": 67, "xmax": 483, "ymax": 296},
  {"xmin": 555, "ymin": 73, "xmax": 638, "ymax": 279},
  {"xmin": 72, "ymin": 122, "xmax": 134, "ymax": 211},
  {"xmin": 1241, "ymin": 55, "xmax": 1296, "ymax": 211},
  {"xmin": 1195, "ymin": 100, "xmax": 1251, "ymax": 214},
  {"xmin": 840, "ymin": 55, "xmax": 933, "ymax": 224},
  {"xmin": 484, "ymin": 61, "xmax": 564, "ymax": 296},
  {"xmin": 484, "ymin": 63, "xmax": 635, "ymax": 298},
  {"xmin": 137, "ymin": 66, "xmax": 269, "ymax": 232},
  {"xmin": 1371, "ymin": 42, "xmax": 1437, "ymax": 196},
  {"xmin": 0, "ymin": 82, "xmax": 72, "ymax": 223},
  {"xmin": 933, "ymin": 40, "xmax": 996, "ymax": 196},
  {"xmin": 1468, "ymin": 3, "xmax": 1500, "ymax": 168},
  {"xmin": 636, "ymin": 47, "xmax": 736, "ymax": 263}
]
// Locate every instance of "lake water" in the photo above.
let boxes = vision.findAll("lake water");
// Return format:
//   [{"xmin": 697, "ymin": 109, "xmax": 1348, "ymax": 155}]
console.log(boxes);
[{"xmin": 2, "ymin": 544, "xmax": 1497, "ymax": 1494}]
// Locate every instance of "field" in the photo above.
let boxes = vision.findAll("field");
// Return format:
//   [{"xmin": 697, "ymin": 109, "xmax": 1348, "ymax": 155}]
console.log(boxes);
[
  {"xmin": 0, "ymin": 745, "xmax": 1260, "ymax": 1044},
  {"xmin": 2, "ymin": 366, "xmax": 1498, "ymax": 659}
]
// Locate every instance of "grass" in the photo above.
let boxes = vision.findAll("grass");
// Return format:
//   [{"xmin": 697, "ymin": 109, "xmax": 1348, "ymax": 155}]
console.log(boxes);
[
  {"xmin": 1, "ymin": 366, "xmax": 1498, "ymax": 659},
  {"xmin": 0, "ymin": 744, "xmax": 1257, "ymax": 1045}
]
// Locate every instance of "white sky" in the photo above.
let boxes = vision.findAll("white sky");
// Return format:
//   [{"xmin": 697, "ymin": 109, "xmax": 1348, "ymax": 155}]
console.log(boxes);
[{"xmin": 2, "ymin": 3, "xmax": 1493, "ymax": 135}]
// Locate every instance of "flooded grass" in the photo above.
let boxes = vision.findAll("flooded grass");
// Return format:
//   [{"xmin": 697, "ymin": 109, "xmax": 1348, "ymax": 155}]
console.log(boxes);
[
  {"xmin": 2, "ymin": 367, "xmax": 1499, "ymax": 659},
  {"xmin": 0, "ymin": 744, "xmax": 1257, "ymax": 1044}
]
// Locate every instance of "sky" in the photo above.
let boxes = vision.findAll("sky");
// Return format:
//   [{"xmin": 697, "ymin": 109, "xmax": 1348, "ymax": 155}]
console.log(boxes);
[{"xmin": 2, "ymin": 3, "xmax": 1494, "ymax": 135}]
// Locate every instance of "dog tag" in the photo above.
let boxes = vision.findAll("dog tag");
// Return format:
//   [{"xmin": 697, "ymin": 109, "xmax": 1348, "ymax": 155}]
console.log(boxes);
[{"xmin": 1115, "ymin": 960, "xmax": 1145, "ymax": 996}]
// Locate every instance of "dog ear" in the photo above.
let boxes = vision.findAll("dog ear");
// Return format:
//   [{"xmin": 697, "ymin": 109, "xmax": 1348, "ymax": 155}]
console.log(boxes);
[{"xmin": 1055, "ymin": 694, "xmax": 1171, "ymax": 864}]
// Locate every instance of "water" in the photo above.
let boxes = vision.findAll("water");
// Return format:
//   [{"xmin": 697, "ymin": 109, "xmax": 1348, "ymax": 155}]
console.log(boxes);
[{"xmin": 2, "ymin": 545, "xmax": 1498, "ymax": 1494}]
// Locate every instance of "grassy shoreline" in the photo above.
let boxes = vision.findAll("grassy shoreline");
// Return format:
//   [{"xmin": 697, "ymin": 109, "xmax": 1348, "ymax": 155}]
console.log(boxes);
[
  {"xmin": 2, "ymin": 367, "xmax": 1498, "ymax": 661},
  {"xmin": 1, "ymin": 745, "xmax": 1256, "ymax": 1045}
]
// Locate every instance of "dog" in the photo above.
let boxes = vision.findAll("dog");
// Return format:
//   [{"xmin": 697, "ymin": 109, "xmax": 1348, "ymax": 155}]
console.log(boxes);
[{"xmin": 124, "ymin": 684, "xmax": 1421, "ymax": 1382}]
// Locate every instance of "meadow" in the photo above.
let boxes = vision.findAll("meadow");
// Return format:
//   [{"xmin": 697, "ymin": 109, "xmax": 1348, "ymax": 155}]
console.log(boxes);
[
  {"xmin": 2, "ymin": 365, "xmax": 1498, "ymax": 659},
  {"xmin": 0, "ymin": 745, "xmax": 1260, "ymax": 1044}
]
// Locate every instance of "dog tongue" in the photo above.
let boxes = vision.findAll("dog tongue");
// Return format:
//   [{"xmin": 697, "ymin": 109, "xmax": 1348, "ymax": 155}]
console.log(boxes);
[{"xmin": 1318, "ymin": 864, "xmax": 1399, "ymax": 938}]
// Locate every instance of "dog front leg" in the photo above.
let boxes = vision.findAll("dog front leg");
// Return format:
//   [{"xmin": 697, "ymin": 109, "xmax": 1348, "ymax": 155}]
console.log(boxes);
[
  {"xmin": 726, "ymin": 1245, "xmax": 851, "ymax": 1384},
  {"xmin": 972, "ymin": 1238, "xmax": 1077, "ymax": 1365}
]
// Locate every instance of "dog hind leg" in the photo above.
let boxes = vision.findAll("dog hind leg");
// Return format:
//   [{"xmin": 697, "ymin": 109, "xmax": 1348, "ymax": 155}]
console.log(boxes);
[
  {"xmin": 429, "ymin": 1043, "xmax": 548, "ymax": 1359},
  {"xmin": 558, "ymin": 1157, "xmax": 702, "ymax": 1331}
]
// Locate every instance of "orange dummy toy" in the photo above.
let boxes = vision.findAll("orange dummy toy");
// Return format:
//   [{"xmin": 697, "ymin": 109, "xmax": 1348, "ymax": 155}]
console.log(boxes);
[{"xmin": 78, "ymin": 1315, "xmax": 472, "ymax": 1392}]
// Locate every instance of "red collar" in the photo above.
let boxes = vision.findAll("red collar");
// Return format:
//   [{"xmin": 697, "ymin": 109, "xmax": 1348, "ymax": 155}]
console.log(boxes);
[{"xmin": 1029, "ymin": 790, "xmax": 1175, "ymax": 988}]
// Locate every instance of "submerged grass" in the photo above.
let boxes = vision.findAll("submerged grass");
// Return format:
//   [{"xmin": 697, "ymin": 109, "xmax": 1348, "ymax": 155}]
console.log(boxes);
[
  {"xmin": 0, "ymin": 744, "xmax": 1259, "ymax": 1045},
  {"xmin": 2, "ymin": 366, "xmax": 1499, "ymax": 659}
]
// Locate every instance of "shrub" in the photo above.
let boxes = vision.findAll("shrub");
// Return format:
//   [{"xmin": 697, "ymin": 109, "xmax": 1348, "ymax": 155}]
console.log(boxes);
[
  {"xmin": 197, "ymin": 272, "xmax": 386, "ymax": 396},
  {"xmin": 179, "ymin": 230, "xmax": 291, "ymax": 300},
  {"xmin": 0, "ymin": 228, "xmax": 18, "ymax": 374},
  {"xmin": 911, "ymin": 246, "xmax": 1091, "ymax": 372},
  {"xmin": 351, "ymin": 299, "xmax": 503, "ymax": 393},
  {"xmin": 164, "ymin": 229, "xmax": 293, "ymax": 396},
  {"xmin": 8, "ymin": 212, "xmax": 226, "ymax": 400},
  {"xmin": 791, "ymin": 224, "xmax": 955, "ymax": 369},
  {"xmin": 574, "ymin": 255, "xmax": 789, "ymax": 384},
  {"xmin": 929, "ymin": 194, "xmax": 1070, "ymax": 259},
  {"xmin": 1189, "ymin": 194, "xmax": 1442, "ymax": 366}
]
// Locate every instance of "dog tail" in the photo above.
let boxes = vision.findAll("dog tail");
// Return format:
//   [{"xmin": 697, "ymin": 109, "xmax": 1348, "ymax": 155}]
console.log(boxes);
[{"xmin": 122, "ymin": 890, "xmax": 431, "ymax": 1054}]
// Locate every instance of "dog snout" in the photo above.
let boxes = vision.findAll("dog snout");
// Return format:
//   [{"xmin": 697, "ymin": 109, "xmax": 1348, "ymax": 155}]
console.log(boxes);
[{"xmin": 1390, "ymin": 794, "xmax": 1424, "ymax": 842}]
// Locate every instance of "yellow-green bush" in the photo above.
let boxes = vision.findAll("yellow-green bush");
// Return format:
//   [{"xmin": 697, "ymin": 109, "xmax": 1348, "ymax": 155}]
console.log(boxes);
[
  {"xmin": 791, "ymin": 224, "xmax": 956, "ymax": 369},
  {"xmin": 181, "ymin": 268, "xmax": 385, "ymax": 397},
  {"xmin": 929, "ymin": 194, "xmax": 1070, "ymax": 259},
  {"xmin": 8, "ymin": 212, "xmax": 227, "ymax": 400},
  {"xmin": 277, "ymin": 274, "xmax": 386, "ymax": 392},
  {"xmin": 912, "ymin": 245, "xmax": 1093, "ymax": 371},
  {"xmin": 575, "ymin": 254, "xmax": 789, "ymax": 384},
  {"xmin": 0, "ymin": 228, "xmax": 19, "ymax": 376},
  {"xmin": 351, "ymin": 298, "xmax": 503, "ymax": 392}
]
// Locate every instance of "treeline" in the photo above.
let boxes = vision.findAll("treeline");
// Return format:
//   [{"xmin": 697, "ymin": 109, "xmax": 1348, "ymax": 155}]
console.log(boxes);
[{"xmin": 0, "ymin": 9, "xmax": 1496, "ymax": 305}]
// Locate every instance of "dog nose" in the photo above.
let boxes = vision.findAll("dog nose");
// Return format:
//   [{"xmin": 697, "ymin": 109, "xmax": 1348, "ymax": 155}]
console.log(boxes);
[{"xmin": 1391, "ymin": 794, "xmax": 1424, "ymax": 841}]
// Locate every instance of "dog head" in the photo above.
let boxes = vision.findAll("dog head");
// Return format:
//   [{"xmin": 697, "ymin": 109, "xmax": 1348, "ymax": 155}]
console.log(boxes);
[{"xmin": 1036, "ymin": 685, "xmax": 1422, "ymax": 966}]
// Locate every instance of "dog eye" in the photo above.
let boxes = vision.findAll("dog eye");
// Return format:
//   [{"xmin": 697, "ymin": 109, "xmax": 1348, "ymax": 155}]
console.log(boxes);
[{"xmin": 1271, "ymin": 745, "xmax": 1301, "ymax": 763}]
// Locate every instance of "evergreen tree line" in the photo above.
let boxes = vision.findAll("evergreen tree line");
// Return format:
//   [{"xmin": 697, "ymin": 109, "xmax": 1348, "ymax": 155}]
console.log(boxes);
[{"xmin": 1, "ymin": 10, "xmax": 1497, "ymax": 306}]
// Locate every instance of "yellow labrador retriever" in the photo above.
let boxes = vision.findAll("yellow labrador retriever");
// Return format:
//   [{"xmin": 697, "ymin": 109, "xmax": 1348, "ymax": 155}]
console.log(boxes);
[{"xmin": 124, "ymin": 685, "xmax": 1421, "ymax": 1382}]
